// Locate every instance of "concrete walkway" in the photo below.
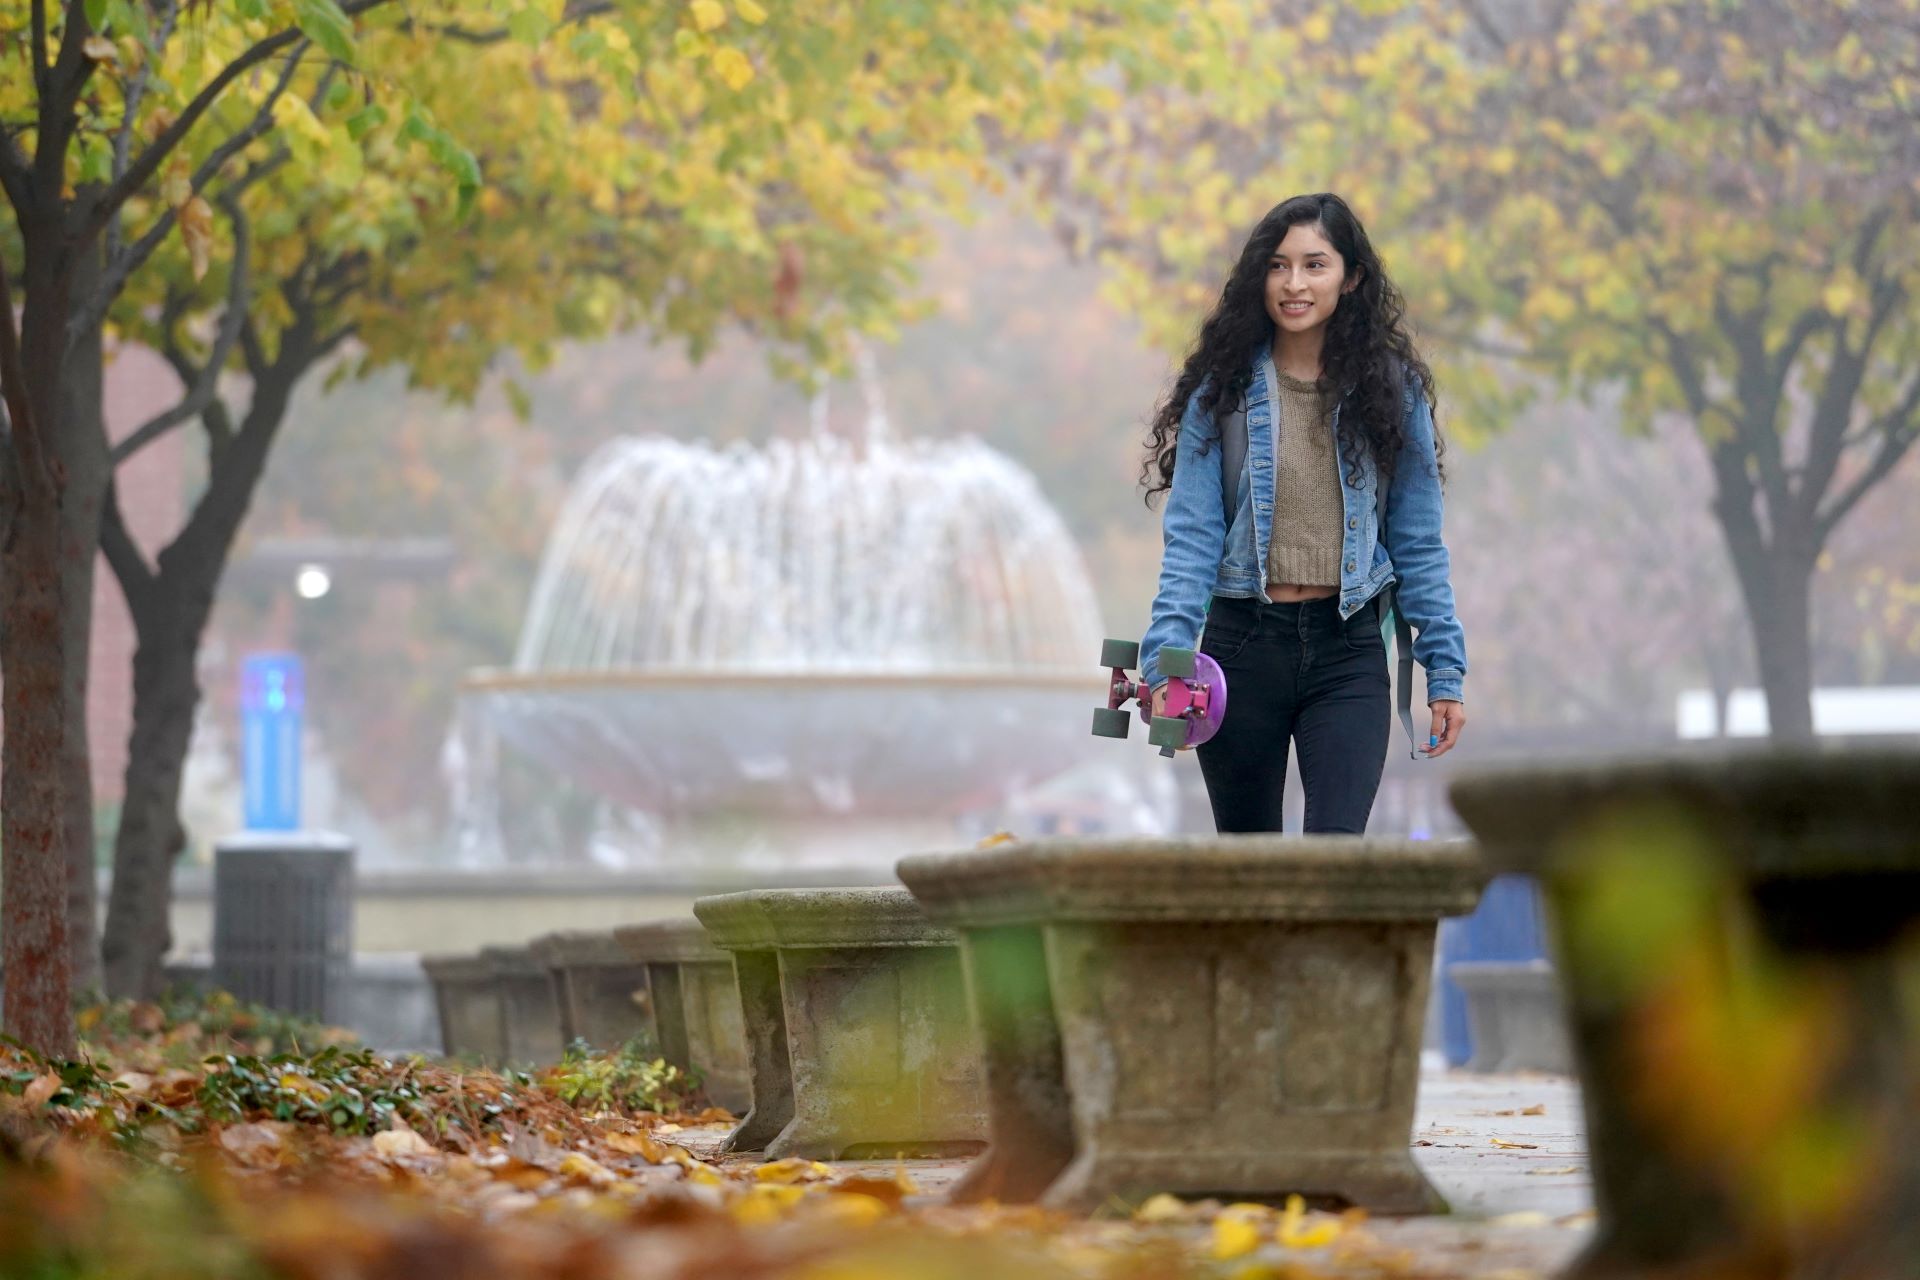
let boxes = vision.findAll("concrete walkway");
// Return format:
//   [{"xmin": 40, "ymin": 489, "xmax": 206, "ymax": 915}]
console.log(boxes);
[{"xmin": 681, "ymin": 1067, "xmax": 1594, "ymax": 1277}]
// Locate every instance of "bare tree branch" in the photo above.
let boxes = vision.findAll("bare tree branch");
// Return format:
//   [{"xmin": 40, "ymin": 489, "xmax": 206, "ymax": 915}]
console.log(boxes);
[
  {"xmin": 79, "ymin": 0, "xmax": 393, "ymax": 245},
  {"xmin": 111, "ymin": 196, "xmax": 253, "ymax": 467},
  {"xmin": 0, "ymin": 131, "xmax": 31, "ymax": 213},
  {"xmin": 1816, "ymin": 374, "xmax": 1920, "ymax": 542},
  {"xmin": 1712, "ymin": 283, "xmax": 1794, "ymax": 520},
  {"xmin": 409, "ymin": 0, "xmax": 613, "ymax": 44},
  {"xmin": 1461, "ymin": 0, "xmax": 1509, "ymax": 53},
  {"xmin": 84, "ymin": 45, "xmax": 309, "ymax": 335},
  {"xmin": 107, "ymin": 0, "xmax": 184, "ymax": 267},
  {"xmin": 31, "ymin": 0, "xmax": 51, "ymax": 103},
  {"xmin": 98, "ymin": 476, "xmax": 157, "ymax": 614},
  {"xmin": 1798, "ymin": 270, "xmax": 1906, "ymax": 513}
]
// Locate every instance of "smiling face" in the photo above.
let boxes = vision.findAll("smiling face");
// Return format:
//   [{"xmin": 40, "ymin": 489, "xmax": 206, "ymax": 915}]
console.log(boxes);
[{"xmin": 1264, "ymin": 221, "xmax": 1359, "ymax": 339}]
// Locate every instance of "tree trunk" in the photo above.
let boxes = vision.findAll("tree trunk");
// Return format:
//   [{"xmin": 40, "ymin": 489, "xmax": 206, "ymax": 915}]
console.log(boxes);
[
  {"xmin": 100, "ymin": 595, "xmax": 198, "ymax": 1000},
  {"xmin": 1, "ymin": 220, "xmax": 76, "ymax": 1057},
  {"xmin": 1719, "ymin": 516, "xmax": 1818, "ymax": 745},
  {"xmin": 58, "ymin": 245, "xmax": 108, "ymax": 997},
  {"xmin": 1749, "ymin": 556, "xmax": 1817, "ymax": 743},
  {"xmin": 102, "ymin": 355, "xmax": 302, "ymax": 999}
]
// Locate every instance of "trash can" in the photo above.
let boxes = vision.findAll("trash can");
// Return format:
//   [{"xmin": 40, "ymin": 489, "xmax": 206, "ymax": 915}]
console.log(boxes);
[{"xmin": 212, "ymin": 831, "xmax": 354, "ymax": 1024}]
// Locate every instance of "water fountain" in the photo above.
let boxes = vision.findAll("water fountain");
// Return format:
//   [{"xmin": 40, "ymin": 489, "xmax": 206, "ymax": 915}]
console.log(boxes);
[{"xmin": 459, "ymin": 365, "xmax": 1162, "ymax": 875}]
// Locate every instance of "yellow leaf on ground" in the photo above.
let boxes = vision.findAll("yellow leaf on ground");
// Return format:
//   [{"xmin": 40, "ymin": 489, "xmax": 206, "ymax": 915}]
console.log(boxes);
[
  {"xmin": 558, "ymin": 1152, "xmax": 616, "ymax": 1184},
  {"xmin": 1211, "ymin": 1212, "xmax": 1263, "ymax": 1260},
  {"xmin": 735, "ymin": 0, "xmax": 767, "ymax": 23},
  {"xmin": 604, "ymin": 1130, "xmax": 671, "ymax": 1162},
  {"xmin": 754, "ymin": 1157, "xmax": 831, "ymax": 1183},
  {"xmin": 1490, "ymin": 1138, "xmax": 1538, "ymax": 1149},
  {"xmin": 1133, "ymin": 1192, "xmax": 1188, "ymax": 1222},
  {"xmin": 23, "ymin": 1075, "xmax": 60, "ymax": 1108},
  {"xmin": 689, "ymin": 0, "xmax": 727, "ymax": 32},
  {"xmin": 1276, "ymin": 1194, "xmax": 1342, "ymax": 1248},
  {"xmin": 732, "ymin": 1182, "xmax": 808, "ymax": 1224}
]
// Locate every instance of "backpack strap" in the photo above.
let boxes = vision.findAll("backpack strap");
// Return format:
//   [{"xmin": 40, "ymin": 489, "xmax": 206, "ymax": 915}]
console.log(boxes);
[
  {"xmin": 1379, "ymin": 358, "xmax": 1422, "ymax": 760},
  {"xmin": 1219, "ymin": 395, "xmax": 1248, "ymax": 517}
]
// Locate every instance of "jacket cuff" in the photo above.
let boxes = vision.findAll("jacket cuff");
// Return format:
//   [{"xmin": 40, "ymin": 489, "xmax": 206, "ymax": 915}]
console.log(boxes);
[{"xmin": 1425, "ymin": 669, "xmax": 1464, "ymax": 705}]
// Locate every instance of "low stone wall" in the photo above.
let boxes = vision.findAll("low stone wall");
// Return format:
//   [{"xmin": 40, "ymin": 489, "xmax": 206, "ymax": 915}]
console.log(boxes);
[
  {"xmin": 1450, "ymin": 960, "xmax": 1572, "ymax": 1075},
  {"xmin": 897, "ymin": 835, "xmax": 1487, "ymax": 1212},
  {"xmin": 694, "ymin": 887, "xmax": 986, "ymax": 1160},
  {"xmin": 530, "ymin": 930, "xmax": 651, "ymax": 1052},
  {"xmin": 481, "ymin": 945, "xmax": 565, "ymax": 1068},
  {"xmin": 422, "ymin": 953, "xmax": 505, "ymax": 1064},
  {"xmin": 614, "ymin": 918, "xmax": 751, "ymax": 1112}
]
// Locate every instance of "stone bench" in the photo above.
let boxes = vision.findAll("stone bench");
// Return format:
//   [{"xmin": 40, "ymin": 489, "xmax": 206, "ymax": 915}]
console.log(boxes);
[
  {"xmin": 421, "ymin": 952, "xmax": 506, "ymax": 1064},
  {"xmin": 1451, "ymin": 960, "xmax": 1573, "ymax": 1075},
  {"xmin": 613, "ymin": 918, "xmax": 751, "ymax": 1112},
  {"xmin": 1451, "ymin": 748, "xmax": 1920, "ymax": 1280},
  {"xmin": 897, "ymin": 836, "xmax": 1486, "ymax": 1213},
  {"xmin": 693, "ymin": 887, "xmax": 987, "ymax": 1160},
  {"xmin": 530, "ymin": 930, "xmax": 652, "ymax": 1052},
  {"xmin": 481, "ymin": 944, "xmax": 566, "ymax": 1068}
]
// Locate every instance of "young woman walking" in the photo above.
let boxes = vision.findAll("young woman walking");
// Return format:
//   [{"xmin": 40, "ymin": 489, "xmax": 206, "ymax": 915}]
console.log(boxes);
[{"xmin": 1138, "ymin": 192, "xmax": 1467, "ymax": 835}]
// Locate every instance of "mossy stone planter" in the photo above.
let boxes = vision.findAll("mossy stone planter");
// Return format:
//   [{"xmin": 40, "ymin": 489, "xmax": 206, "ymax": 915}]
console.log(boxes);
[
  {"xmin": 613, "ymin": 917, "xmax": 750, "ymax": 1112},
  {"xmin": 897, "ymin": 836, "xmax": 1486, "ymax": 1213},
  {"xmin": 421, "ymin": 952, "xmax": 504, "ymax": 1064},
  {"xmin": 1450, "ymin": 960, "xmax": 1573, "ymax": 1075},
  {"xmin": 693, "ymin": 887, "xmax": 986, "ymax": 1160},
  {"xmin": 480, "ymin": 945, "xmax": 565, "ymax": 1069},
  {"xmin": 1450, "ymin": 748, "xmax": 1920, "ymax": 1280},
  {"xmin": 529, "ymin": 930, "xmax": 651, "ymax": 1052}
]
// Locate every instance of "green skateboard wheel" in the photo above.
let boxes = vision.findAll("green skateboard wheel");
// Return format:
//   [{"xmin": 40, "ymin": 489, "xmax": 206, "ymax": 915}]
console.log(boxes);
[
  {"xmin": 1100, "ymin": 638, "xmax": 1140, "ymax": 669},
  {"xmin": 1160, "ymin": 646, "xmax": 1196, "ymax": 679},
  {"xmin": 1147, "ymin": 716, "xmax": 1187, "ymax": 750},
  {"xmin": 1091, "ymin": 707, "xmax": 1132, "ymax": 739}
]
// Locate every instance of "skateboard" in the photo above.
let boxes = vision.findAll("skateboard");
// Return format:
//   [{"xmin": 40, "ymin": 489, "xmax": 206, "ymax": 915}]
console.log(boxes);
[{"xmin": 1091, "ymin": 639, "xmax": 1229, "ymax": 758}]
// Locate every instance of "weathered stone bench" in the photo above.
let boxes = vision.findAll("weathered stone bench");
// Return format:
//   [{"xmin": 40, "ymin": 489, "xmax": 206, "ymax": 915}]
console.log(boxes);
[
  {"xmin": 530, "ymin": 929, "xmax": 651, "ymax": 1052},
  {"xmin": 421, "ymin": 952, "xmax": 505, "ymax": 1064},
  {"xmin": 897, "ymin": 836, "xmax": 1486, "ymax": 1212},
  {"xmin": 613, "ymin": 918, "xmax": 751, "ymax": 1112},
  {"xmin": 480, "ymin": 944, "xmax": 565, "ymax": 1068},
  {"xmin": 1451, "ymin": 748, "xmax": 1920, "ymax": 1280},
  {"xmin": 1451, "ymin": 959, "xmax": 1573, "ymax": 1075},
  {"xmin": 693, "ymin": 887, "xmax": 987, "ymax": 1160}
]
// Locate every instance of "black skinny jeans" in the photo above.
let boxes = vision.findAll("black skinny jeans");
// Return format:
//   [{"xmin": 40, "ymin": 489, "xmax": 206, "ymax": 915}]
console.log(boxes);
[{"xmin": 1194, "ymin": 592, "xmax": 1390, "ymax": 834}]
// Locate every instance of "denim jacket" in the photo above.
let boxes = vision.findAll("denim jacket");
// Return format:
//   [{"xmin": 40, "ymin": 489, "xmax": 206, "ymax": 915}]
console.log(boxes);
[{"xmin": 1139, "ymin": 352, "xmax": 1467, "ymax": 704}]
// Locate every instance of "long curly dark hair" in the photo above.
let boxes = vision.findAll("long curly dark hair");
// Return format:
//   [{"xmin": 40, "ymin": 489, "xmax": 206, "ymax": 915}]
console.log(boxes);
[{"xmin": 1141, "ymin": 193, "xmax": 1442, "ymax": 505}]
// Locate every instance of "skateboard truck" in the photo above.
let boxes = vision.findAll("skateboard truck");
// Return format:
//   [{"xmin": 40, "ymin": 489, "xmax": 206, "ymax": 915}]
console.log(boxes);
[{"xmin": 1091, "ymin": 639, "xmax": 1229, "ymax": 758}]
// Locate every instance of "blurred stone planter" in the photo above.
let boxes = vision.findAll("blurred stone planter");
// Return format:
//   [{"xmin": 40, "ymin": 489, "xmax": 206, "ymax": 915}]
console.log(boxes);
[
  {"xmin": 693, "ymin": 888, "xmax": 987, "ymax": 1160},
  {"xmin": 422, "ymin": 953, "xmax": 505, "ymax": 1064},
  {"xmin": 1451, "ymin": 960, "xmax": 1573, "ymax": 1075},
  {"xmin": 530, "ymin": 930, "xmax": 651, "ymax": 1052},
  {"xmin": 614, "ymin": 918, "xmax": 750, "ymax": 1112},
  {"xmin": 481, "ymin": 945, "xmax": 565, "ymax": 1069},
  {"xmin": 898, "ymin": 836, "xmax": 1485, "ymax": 1213},
  {"xmin": 1450, "ymin": 748, "xmax": 1920, "ymax": 1280}
]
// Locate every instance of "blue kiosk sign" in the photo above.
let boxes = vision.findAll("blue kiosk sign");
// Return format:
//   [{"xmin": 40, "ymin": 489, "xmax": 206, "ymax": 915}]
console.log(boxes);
[{"xmin": 241, "ymin": 653, "xmax": 304, "ymax": 830}]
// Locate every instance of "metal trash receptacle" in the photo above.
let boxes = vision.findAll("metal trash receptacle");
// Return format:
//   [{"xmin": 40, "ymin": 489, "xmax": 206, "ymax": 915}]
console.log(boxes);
[{"xmin": 212, "ymin": 831, "xmax": 354, "ymax": 1023}]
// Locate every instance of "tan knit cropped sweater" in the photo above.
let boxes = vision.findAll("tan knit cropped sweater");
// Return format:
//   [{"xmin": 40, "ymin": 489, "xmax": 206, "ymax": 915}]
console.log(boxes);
[{"xmin": 1266, "ymin": 369, "xmax": 1344, "ymax": 587}]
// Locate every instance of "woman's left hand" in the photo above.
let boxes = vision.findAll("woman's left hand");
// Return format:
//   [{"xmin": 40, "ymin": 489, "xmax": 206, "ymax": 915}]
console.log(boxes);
[{"xmin": 1425, "ymin": 700, "xmax": 1466, "ymax": 758}]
